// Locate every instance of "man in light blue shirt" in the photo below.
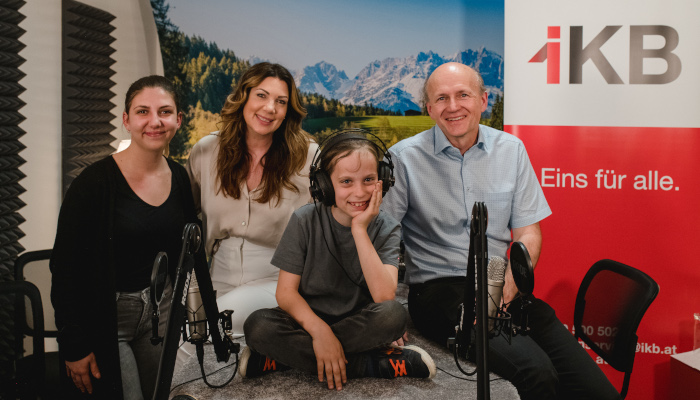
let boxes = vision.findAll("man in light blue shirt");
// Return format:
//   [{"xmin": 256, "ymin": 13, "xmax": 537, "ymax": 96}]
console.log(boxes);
[
  {"xmin": 384, "ymin": 112, "xmax": 551, "ymax": 287},
  {"xmin": 381, "ymin": 62, "xmax": 619, "ymax": 400}
]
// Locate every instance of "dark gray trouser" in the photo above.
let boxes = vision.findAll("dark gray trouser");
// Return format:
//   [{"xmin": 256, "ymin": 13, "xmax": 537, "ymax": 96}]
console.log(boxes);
[
  {"xmin": 408, "ymin": 277, "xmax": 621, "ymax": 400},
  {"xmin": 244, "ymin": 300, "xmax": 408, "ymax": 378}
]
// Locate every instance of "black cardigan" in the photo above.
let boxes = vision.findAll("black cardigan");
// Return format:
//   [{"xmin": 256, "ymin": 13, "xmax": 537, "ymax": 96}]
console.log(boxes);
[{"xmin": 50, "ymin": 156, "xmax": 202, "ymax": 398}]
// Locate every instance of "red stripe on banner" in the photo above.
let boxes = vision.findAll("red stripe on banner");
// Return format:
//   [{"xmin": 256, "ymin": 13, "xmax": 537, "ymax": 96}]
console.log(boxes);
[
  {"xmin": 505, "ymin": 124, "xmax": 700, "ymax": 400},
  {"xmin": 547, "ymin": 42, "xmax": 559, "ymax": 84}
]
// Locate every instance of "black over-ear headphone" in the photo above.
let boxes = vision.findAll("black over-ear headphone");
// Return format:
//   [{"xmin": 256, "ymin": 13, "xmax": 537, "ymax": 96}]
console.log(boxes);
[{"xmin": 309, "ymin": 128, "xmax": 395, "ymax": 207}]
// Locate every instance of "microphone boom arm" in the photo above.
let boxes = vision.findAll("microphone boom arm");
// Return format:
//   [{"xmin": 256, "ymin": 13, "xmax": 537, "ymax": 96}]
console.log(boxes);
[{"xmin": 152, "ymin": 223, "xmax": 239, "ymax": 400}]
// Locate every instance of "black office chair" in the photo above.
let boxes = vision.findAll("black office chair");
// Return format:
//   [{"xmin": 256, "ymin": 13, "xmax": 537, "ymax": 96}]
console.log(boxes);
[
  {"xmin": 573, "ymin": 259, "xmax": 659, "ymax": 399},
  {"xmin": 14, "ymin": 250, "xmax": 55, "ymax": 337},
  {"xmin": 0, "ymin": 280, "xmax": 46, "ymax": 400},
  {"xmin": 13, "ymin": 249, "xmax": 61, "ymax": 399}
]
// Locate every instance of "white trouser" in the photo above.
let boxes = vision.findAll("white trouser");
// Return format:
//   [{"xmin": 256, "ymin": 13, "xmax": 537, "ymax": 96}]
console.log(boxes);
[
  {"xmin": 175, "ymin": 237, "xmax": 279, "ymax": 372},
  {"xmin": 210, "ymin": 236, "xmax": 279, "ymax": 294}
]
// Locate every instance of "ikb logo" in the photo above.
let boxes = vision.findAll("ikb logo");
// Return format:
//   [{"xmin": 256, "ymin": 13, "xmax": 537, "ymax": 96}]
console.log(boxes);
[{"xmin": 529, "ymin": 25, "xmax": 681, "ymax": 84}]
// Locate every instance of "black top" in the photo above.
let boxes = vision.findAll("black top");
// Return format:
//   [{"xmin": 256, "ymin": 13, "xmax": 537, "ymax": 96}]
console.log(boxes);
[
  {"xmin": 50, "ymin": 155, "xmax": 204, "ymax": 398},
  {"xmin": 112, "ymin": 158, "xmax": 185, "ymax": 291}
]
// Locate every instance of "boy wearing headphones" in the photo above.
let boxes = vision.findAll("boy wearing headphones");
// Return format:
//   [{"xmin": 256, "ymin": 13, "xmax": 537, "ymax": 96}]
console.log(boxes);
[{"xmin": 241, "ymin": 131, "xmax": 436, "ymax": 390}]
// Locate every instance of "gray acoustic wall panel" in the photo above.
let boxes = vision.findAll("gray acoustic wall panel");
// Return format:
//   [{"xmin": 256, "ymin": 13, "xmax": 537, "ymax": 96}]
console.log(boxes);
[
  {"xmin": 0, "ymin": 0, "xmax": 26, "ymax": 279},
  {"xmin": 0, "ymin": 0, "xmax": 26, "ymax": 387},
  {"xmin": 62, "ymin": 0, "xmax": 116, "ymax": 194}
]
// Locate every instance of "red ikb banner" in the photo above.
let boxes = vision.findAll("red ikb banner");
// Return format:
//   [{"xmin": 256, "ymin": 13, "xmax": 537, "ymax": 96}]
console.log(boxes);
[{"xmin": 505, "ymin": 1, "xmax": 700, "ymax": 399}]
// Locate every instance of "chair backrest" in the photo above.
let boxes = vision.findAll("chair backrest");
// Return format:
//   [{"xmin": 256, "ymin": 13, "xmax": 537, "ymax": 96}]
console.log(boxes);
[
  {"xmin": 0, "ymin": 280, "xmax": 46, "ymax": 398},
  {"xmin": 573, "ymin": 259, "xmax": 659, "ymax": 399},
  {"xmin": 14, "ymin": 250, "xmax": 56, "ymax": 342}
]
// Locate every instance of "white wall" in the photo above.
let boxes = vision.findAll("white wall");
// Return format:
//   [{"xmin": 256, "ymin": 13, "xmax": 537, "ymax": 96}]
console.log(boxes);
[{"xmin": 18, "ymin": 0, "xmax": 63, "ymax": 254}]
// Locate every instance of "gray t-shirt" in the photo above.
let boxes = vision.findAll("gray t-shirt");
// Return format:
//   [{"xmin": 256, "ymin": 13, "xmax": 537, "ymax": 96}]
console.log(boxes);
[{"xmin": 271, "ymin": 203, "xmax": 401, "ymax": 320}]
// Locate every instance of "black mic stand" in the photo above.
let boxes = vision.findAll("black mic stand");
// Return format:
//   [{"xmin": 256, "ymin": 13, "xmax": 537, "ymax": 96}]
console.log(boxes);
[
  {"xmin": 472, "ymin": 202, "xmax": 490, "ymax": 400},
  {"xmin": 151, "ymin": 223, "xmax": 240, "ymax": 400},
  {"xmin": 448, "ymin": 202, "xmax": 491, "ymax": 399},
  {"xmin": 447, "ymin": 220, "xmax": 535, "ymax": 400}
]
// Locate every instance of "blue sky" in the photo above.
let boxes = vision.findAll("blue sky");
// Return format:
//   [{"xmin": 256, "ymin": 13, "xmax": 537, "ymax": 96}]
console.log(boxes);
[{"xmin": 165, "ymin": 0, "xmax": 504, "ymax": 77}]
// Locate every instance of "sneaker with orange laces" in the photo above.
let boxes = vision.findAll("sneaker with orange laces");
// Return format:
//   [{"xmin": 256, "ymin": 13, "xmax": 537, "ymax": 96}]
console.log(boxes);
[
  {"xmin": 368, "ymin": 345, "xmax": 436, "ymax": 379},
  {"xmin": 238, "ymin": 346, "xmax": 289, "ymax": 378}
]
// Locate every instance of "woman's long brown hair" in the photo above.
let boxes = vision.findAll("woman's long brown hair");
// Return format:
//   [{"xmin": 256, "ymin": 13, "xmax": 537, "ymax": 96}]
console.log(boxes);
[{"xmin": 216, "ymin": 62, "xmax": 310, "ymax": 205}]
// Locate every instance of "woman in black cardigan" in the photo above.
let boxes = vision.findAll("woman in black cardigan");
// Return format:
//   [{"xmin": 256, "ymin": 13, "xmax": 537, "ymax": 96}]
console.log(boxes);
[{"xmin": 50, "ymin": 76, "xmax": 199, "ymax": 399}]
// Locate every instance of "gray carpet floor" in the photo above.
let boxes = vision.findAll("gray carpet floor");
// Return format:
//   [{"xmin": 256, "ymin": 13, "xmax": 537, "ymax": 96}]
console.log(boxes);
[{"xmin": 169, "ymin": 284, "xmax": 520, "ymax": 400}]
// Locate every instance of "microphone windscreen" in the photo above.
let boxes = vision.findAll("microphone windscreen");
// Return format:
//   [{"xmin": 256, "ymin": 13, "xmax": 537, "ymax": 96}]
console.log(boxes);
[
  {"xmin": 486, "ymin": 256, "xmax": 507, "ymax": 332},
  {"xmin": 186, "ymin": 274, "xmax": 208, "ymax": 342},
  {"xmin": 487, "ymin": 256, "xmax": 507, "ymax": 282}
]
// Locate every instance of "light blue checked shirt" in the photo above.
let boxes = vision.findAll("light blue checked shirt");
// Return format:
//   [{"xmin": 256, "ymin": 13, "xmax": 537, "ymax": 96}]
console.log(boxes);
[{"xmin": 381, "ymin": 125, "xmax": 551, "ymax": 284}]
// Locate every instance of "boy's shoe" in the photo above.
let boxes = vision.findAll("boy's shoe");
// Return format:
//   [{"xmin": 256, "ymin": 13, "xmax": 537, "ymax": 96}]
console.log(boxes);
[
  {"xmin": 369, "ymin": 345, "xmax": 437, "ymax": 379},
  {"xmin": 238, "ymin": 346, "xmax": 289, "ymax": 378}
]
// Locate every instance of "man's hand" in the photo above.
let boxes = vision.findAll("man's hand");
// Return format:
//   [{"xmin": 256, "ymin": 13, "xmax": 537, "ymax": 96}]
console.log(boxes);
[
  {"xmin": 312, "ymin": 327, "xmax": 348, "ymax": 390},
  {"xmin": 502, "ymin": 262, "xmax": 519, "ymax": 307},
  {"xmin": 351, "ymin": 181, "xmax": 382, "ymax": 232},
  {"xmin": 65, "ymin": 352, "xmax": 101, "ymax": 394}
]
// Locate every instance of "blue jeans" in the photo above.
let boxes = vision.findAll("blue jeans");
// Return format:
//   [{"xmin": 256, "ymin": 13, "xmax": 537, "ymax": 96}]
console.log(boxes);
[
  {"xmin": 116, "ymin": 284, "xmax": 171, "ymax": 400},
  {"xmin": 244, "ymin": 300, "xmax": 408, "ymax": 378},
  {"xmin": 408, "ymin": 277, "xmax": 621, "ymax": 400}
]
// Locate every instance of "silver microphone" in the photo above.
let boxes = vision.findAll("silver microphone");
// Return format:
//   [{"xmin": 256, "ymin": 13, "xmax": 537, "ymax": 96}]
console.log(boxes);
[
  {"xmin": 487, "ymin": 256, "xmax": 507, "ymax": 332},
  {"xmin": 185, "ymin": 273, "xmax": 208, "ymax": 342}
]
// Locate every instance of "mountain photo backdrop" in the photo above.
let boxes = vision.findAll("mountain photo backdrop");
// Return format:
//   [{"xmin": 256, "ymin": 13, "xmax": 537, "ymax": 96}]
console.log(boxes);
[{"xmin": 151, "ymin": 0, "xmax": 505, "ymax": 161}]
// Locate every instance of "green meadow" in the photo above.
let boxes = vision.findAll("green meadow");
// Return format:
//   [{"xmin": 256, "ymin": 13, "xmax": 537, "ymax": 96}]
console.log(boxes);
[
  {"xmin": 304, "ymin": 115, "xmax": 435, "ymax": 132},
  {"xmin": 303, "ymin": 115, "xmax": 436, "ymax": 146}
]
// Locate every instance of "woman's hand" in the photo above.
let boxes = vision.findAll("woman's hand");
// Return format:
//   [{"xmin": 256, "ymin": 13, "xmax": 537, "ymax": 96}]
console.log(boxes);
[
  {"xmin": 351, "ymin": 181, "xmax": 382, "ymax": 232},
  {"xmin": 65, "ymin": 352, "xmax": 101, "ymax": 394},
  {"xmin": 312, "ymin": 327, "xmax": 348, "ymax": 390}
]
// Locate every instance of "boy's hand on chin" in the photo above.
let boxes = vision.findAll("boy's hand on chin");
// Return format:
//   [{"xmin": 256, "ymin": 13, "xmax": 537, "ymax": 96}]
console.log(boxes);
[{"xmin": 351, "ymin": 181, "xmax": 382, "ymax": 232}]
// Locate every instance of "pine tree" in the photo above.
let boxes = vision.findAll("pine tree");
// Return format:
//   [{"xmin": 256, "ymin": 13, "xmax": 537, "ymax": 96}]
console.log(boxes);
[
  {"xmin": 488, "ymin": 94, "xmax": 504, "ymax": 131},
  {"xmin": 151, "ymin": 0, "xmax": 189, "ymax": 161}
]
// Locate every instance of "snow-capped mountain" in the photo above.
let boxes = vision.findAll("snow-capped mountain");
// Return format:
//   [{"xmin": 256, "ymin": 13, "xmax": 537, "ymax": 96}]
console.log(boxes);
[
  {"xmin": 247, "ymin": 55, "xmax": 269, "ymax": 66},
  {"xmin": 293, "ymin": 48, "xmax": 503, "ymax": 114},
  {"xmin": 295, "ymin": 61, "xmax": 354, "ymax": 100}
]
